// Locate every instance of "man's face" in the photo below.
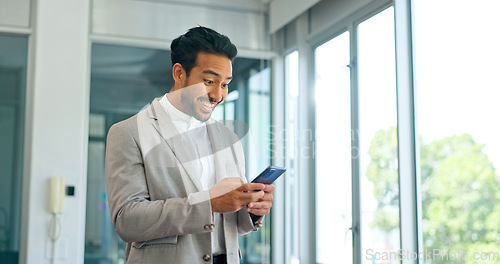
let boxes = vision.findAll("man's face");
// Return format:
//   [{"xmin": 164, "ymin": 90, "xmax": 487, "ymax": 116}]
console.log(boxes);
[{"xmin": 179, "ymin": 52, "xmax": 232, "ymax": 122}]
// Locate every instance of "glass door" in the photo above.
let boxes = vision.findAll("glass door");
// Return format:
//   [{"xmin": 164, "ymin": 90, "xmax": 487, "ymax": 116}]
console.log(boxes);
[
  {"xmin": 85, "ymin": 43, "xmax": 273, "ymax": 264},
  {"xmin": 0, "ymin": 34, "xmax": 28, "ymax": 264},
  {"xmin": 357, "ymin": 7, "xmax": 400, "ymax": 263},
  {"xmin": 85, "ymin": 43, "xmax": 170, "ymax": 264}
]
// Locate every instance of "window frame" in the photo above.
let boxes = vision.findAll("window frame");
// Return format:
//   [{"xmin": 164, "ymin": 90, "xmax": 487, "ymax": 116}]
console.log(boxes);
[{"xmin": 275, "ymin": 0, "xmax": 421, "ymax": 263}]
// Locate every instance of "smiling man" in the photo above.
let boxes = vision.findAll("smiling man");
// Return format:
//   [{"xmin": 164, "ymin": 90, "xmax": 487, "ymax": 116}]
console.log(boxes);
[
  {"xmin": 168, "ymin": 52, "xmax": 231, "ymax": 122},
  {"xmin": 105, "ymin": 26, "xmax": 274, "ymax": 264}
]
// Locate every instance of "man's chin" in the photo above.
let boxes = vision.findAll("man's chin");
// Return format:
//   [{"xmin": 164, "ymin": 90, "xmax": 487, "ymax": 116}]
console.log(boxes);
[{"xmin": 194, "ymin": 111, "xmax": 211, "ymax": 122}]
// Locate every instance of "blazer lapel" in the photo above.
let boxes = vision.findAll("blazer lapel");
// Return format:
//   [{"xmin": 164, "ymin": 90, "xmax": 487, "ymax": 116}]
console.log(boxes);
[{"xmin": 148, "ymin": 98, "xmax": 203, "ymax": 191}]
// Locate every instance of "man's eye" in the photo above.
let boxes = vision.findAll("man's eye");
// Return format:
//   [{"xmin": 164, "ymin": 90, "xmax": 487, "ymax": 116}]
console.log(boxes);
[
  {"xmin": 204, "ymin": 80, "xmax": 214, "ymax": 85},
  {"xmin": 222, "ymin": 83, "xmax": 229, "ymax": 88}
]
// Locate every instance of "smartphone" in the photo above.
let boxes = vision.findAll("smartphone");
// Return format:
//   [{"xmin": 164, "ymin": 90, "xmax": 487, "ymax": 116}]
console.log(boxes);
[{"xmin": 251, "ymin": 166, "xmax": 286, "ymax": 184}]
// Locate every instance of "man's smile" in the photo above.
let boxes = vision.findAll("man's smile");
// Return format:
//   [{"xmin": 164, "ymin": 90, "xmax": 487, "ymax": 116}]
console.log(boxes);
[{"xmin": 198, "ymin": 97, "xmax": 220, "ymax": 113}]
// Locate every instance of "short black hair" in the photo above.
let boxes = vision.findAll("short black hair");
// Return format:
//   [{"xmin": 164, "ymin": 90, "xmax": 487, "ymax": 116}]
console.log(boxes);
[{"xmin": 170, "ymin": 26, "xmax": 238, "ymax": 77}]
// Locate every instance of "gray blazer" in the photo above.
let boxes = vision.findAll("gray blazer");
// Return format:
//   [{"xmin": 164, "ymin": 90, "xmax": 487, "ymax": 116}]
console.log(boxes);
[{"xmin": 105, "ymin": 98, "xmax": 262, "ymax": 264}]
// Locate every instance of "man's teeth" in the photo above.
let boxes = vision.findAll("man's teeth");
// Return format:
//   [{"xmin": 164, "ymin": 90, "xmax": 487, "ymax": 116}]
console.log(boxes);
[{"xmin": 201, "ymin": 101, "xmax": 215, "ymax": 108}]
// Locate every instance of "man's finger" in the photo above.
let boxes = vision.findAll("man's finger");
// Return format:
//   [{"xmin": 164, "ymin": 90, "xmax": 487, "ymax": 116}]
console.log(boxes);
[
  {"xmin": 258, "ymin": 193, "xmax": 274, "ymax": 202},
  {"xmin": 246, "ymin": 207, "xmax": 270, "ymax": 216},
  {"xmin": 234, "ymin": 190, "xmax": 264, "ymax": 201},
  {"xmin": 263, "ymin": 184, "xmax": 275, "ymax": 193},
  {"xmin": 247, "ymin": 201, "xmax": 272, "ymax": 209},
  {"xmin": 209, "ymin": 177, "xmax": 243, "ymax": 199},
  {"xmin": 237, "ymin": 183, "xmax": 265, "ymax": 192}
]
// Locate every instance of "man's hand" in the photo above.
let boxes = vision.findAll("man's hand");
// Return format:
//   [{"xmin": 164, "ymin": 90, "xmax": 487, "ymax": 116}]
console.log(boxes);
[
  {"xmin": 209, "ymin": 178, "xmax": 267, "ymax": 214},
  {"xmin": 246, "ymin": 184, "xmax": 275, "ymax": 216}
]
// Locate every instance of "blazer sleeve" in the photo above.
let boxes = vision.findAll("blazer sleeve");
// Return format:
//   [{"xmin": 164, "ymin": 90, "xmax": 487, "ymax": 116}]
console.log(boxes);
[
  {"xmin": 105, "ymin": 122, "xmax": 213, "ymax": 243},
  {"xmin": 237, "ymin": 210, "xmax": 265, "ymax": 235}
]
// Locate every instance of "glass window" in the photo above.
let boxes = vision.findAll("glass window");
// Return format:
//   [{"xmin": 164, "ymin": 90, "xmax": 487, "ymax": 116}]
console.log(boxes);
[
  {"xmin": 357, "ymin": 7, "xmax": 400, "ymax": 262},
  {"xmin": 248, "ymin": 67, "xmax": 271, "ymax": 174},
  {"xmin": 85, "ymin": 43, "xmax": 170, "ymax": 264},
  {"xmin": 0, "ymin": 34, "xmax": 28, "ymax": 264},
  {"xmin": 284, "ymin": 51, "xmax": 300, "ymax": 264},
  {"xmin": 414, "ymin": 0, "xmax": 500, "ymax": 261},
  {"xmin": 211, "ymin": 90, "xmax": 239, "ymax": 124},
  {"xmin": 239, "ymin": 62, "xmax": 272, "ymax": 264},
  {"xmin": 314, "ymin": 32, "xmax": 353, "ymax": 264},
  {"xmin": 86, "ymin": 44, "xmax": 272, "ymax": 263}
]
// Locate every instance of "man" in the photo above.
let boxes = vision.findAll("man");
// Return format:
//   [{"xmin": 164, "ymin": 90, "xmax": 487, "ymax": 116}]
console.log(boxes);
[{"xmin": 105, "ymin": 26, "xmax": 274, "ymax": 264}]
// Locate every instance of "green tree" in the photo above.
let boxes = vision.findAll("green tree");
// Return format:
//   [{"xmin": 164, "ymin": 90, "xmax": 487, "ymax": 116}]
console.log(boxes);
[
  {"xmin": 367, "ymin": 128, "xmax": 500, "ymax": 263},
  {"xmin": 366, "ymin": 127, "xmax": 399, "ymax": 232}
]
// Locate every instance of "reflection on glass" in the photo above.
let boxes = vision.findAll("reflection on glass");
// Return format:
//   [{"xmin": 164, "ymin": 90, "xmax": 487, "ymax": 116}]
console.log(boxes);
[
  {"xmin": 212, "ymin": 90, "xmax": 238, "ymax": 124},
  {"xmin": 357, "ymin": 7, "xmax": 400, "ymax": 263},
  {"xmin": 0, "ymin": 34, "xmax": 28, "ymax": 264},
  {"xmin": 211, "ymin": 103, "xmax": 224, "ymax": 121},
  {"xmin": 86, "ymin": 43, "xmax": 272, "ymax": 263},
  {"xmin": 314, "ymin": 32, "xmax": 352, "ymax": 264},
  {"xmin": 414, "ymin": 1, "xmax": 500, "ymax": 262},
  {"xmin": 248, "ymin": 67, "xmax": 271, "ymax": 174},
  {"xmin": 85, "ymin": 44, "xmax": 170, "ymax": 264},
  {"xmin": 240, "ymin": 66, "xmax": 272, "ymax": 264}
]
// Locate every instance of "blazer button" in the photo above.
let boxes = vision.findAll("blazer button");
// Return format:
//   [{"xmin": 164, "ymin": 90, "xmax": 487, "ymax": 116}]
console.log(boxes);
[
  {"xmin": 202, "ymin": 254, "xmax": 211, "ymax": 262},
  {"xmin": 254, "ymin": 221, "xmax": 263, "ymax": 229},
  {"xmin": 210, "ymin": 224, "xmax": 215, "ymax": 230},
  {"xmin": 204, "ymin": 224, "xmax": 211, "ymax": 231}
]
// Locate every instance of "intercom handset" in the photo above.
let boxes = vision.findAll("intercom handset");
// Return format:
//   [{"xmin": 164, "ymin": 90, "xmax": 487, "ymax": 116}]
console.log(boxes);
[
  {"xmin": 50, "ymin": 177, "xmax": 65, "ymax": 214},
  {"xmin": 49, "ymin": 176, "xmax": 65, "ymax": 264}
]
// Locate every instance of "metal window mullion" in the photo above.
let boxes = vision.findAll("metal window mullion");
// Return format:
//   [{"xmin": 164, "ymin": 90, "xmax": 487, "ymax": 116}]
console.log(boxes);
[
  {"xmin": 394, "ymin": 0, "xmax": 422, "ymax": 263},
  {"xmin": 349, "ymin": 23, "xmax": 362, "ymax": 264},
  {"xmin": 271, "ymin": 54, "xmax": 286, "ymax": 264},
  {"xmin": 296, "ymin": 12, "xmax": 316, "ymax": 264},
  {"xmin": 20, "ymin": 0, "xmax": 37, "ymax": 261}
]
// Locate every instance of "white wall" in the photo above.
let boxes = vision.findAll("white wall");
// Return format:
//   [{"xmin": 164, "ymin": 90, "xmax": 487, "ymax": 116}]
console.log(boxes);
[
  {"xmin": 269, "ymin": 0, "xmax": 320, "ymax": 33},
  {"xmin": 21, "ymin": 0, "xmax": 90, "ymax": 263},
  {"xmin": 310, "ymin": 0, "xmax": 371, "ymax": 34}
]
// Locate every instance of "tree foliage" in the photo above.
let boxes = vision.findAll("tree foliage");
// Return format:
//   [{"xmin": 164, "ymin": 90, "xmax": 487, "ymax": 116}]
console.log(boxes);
[
  {"xmin": 366, "ymin": 127, "xmax": 399, "ymax": 232},
  {"xmin": 367, "ymin": 128, "xmax": 500, "ymax": 263}
]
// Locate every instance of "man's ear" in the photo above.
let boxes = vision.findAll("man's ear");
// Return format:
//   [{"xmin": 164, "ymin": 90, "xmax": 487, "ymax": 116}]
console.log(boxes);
[{"xmin": 172, "ymin": 63, "xmax": 186, "ymax": 82}]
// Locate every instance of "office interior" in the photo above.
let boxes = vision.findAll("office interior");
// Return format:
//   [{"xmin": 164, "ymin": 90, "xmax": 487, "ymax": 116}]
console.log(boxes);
[{"xmin": 0, "ymin": 0, "xmax": 499, "ymax": 263}]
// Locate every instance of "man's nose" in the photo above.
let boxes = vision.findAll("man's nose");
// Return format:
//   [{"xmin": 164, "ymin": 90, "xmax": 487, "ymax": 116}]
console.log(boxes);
[{"xmin": 208, "ymin": 86, "xmax": 223, "ymax": 102}]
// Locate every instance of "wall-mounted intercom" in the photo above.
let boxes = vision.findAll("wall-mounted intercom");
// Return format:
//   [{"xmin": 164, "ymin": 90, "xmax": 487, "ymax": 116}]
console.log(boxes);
[
  {"xmin": 49, "ymin": 176, "xmax": 65, "ymax": 264},
  {"xmin": 49, "ymin": 177, "xmax": 65, "ymax": 214}
]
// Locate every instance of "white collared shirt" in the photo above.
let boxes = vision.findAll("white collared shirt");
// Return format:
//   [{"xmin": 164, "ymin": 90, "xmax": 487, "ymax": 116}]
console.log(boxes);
[
  {"xmin": 160, "ymin": 94, "xmax": 214, "ymax": 189},
  {"xmin": 159, "ymin": 94, "xmax": 225, "ymax": 254}
]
